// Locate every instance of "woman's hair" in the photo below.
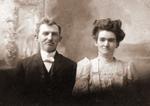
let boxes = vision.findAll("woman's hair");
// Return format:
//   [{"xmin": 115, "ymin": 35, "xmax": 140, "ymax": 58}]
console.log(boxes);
[{"xmin": 92, "ymin": 18, "xmax": 125, "ymax": 46}]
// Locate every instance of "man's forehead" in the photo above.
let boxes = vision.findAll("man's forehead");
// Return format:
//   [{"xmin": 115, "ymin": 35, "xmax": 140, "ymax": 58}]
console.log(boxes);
[
  {"xmin": 39, "ymin": 24, "xmax": 59, "ymax": 32},
  {"xmin": 99, "ymin": 37, "xmax": 116, "ymax": 39}
]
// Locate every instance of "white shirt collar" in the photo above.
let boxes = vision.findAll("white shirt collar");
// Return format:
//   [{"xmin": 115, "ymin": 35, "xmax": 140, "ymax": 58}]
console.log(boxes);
[{"xmin": 40, "ymin": 50, "xmax": 56, "ymax": 61}]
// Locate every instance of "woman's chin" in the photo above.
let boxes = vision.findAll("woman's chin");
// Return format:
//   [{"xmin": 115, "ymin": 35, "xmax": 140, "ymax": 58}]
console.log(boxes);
[{"xmin": 100, "ymin": 51, "xmax": 113, "ymax": 56}]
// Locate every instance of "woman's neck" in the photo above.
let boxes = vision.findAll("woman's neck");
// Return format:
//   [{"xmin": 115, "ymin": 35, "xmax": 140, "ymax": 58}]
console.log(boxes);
[{"xmin": 98, "ymin": 52, "xmax": 114, "ymax": 63}]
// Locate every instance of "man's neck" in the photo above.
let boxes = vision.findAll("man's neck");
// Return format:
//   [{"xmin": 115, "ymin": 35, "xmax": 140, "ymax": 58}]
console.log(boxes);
[{"xmin": 40, "ymin": 49, "xmax": 56, "ymax": 59}]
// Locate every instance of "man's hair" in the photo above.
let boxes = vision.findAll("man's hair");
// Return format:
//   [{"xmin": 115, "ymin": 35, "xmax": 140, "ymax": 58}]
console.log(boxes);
[{"xmin": 35, "ymin": 17, "xmax": 61, "ymax": 36}]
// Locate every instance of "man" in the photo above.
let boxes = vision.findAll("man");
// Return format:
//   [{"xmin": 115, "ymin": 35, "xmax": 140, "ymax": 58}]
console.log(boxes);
[{"xmin": 15, "ymin": 17, "xmax": 77, "ymax": 104}]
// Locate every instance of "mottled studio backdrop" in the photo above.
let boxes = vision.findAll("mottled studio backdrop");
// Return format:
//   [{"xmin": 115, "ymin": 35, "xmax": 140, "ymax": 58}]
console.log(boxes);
[{"xmin": 0, "ymin": 0, "xmax": 150, "ymax": 76}]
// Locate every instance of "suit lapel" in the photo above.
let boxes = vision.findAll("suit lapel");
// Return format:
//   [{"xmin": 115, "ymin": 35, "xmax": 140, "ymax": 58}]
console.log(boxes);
[
  {"xmin": 34, "ymin": 52, "xmax": 64, "ymax": 79},
  {"xmin": 50, "ymin": 52, "xmax": 63, "ymax": 76},
  {"xmin": 34, "ymin": 53, "xmax": 48, "ymax": 77}
]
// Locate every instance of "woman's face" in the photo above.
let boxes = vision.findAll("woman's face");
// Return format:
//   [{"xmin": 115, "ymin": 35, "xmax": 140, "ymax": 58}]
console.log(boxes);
[{"xmin": 95, "ymin": 30, "xmax": 117, "ymax": 56}]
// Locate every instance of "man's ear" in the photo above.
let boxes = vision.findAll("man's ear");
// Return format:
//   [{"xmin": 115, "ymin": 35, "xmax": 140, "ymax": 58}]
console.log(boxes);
[
  {"xmin": 35, "ymin": 34, "xmax": 38, "ymax": 40},
  {"xmin": 59, "ymin": 36, "xmax": 62, "ymax": 41}
]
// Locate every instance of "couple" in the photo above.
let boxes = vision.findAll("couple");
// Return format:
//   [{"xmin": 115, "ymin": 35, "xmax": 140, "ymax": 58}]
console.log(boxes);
[{"xmin": 15, "ymin": 17, "xmax": 137, "ymax": 104}]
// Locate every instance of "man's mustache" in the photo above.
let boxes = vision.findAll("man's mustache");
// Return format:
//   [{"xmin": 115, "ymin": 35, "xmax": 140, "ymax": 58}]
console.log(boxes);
[{"xmin": 45, "ymin": 41, "xmax": 55, "ymax": 45}]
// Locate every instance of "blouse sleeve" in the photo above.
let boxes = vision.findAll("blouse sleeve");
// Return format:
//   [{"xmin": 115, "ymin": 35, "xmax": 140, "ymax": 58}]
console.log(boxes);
[
  {"xmin": 72, "ymin": 57, "xmax": 90, "ymax": 96},
  {"xmin": 126, "ymin": 62, "xmax": 138, "ymax": 83}
]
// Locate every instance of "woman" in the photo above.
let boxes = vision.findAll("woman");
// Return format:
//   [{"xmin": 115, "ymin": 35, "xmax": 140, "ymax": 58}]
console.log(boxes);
[{"xmin": 73, "ymin": 18, "xmax": 138, "ymax": 104}]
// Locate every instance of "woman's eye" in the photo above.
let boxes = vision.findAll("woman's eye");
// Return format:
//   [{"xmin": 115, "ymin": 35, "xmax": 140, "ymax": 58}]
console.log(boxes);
[{"xmin": 108, "ymin": 38, "xmax": 116, "ymax": 42}]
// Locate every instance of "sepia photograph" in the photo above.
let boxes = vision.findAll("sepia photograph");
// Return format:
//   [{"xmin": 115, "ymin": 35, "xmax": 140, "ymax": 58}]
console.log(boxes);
[{"xmin": 0, "ymin": 0, "xmax": 150, "ymax": 105}]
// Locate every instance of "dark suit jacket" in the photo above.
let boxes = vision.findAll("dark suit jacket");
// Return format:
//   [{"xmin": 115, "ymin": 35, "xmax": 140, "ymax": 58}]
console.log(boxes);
[{"xmin": 15, "ymin": 52, "xmax": 76, "ymax": 104}]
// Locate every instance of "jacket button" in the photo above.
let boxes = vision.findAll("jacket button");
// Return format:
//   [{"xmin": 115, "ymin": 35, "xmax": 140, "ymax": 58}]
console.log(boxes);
[{"xmin": 41, "ymin": 75, "xmax": 45, "ymax": 79}]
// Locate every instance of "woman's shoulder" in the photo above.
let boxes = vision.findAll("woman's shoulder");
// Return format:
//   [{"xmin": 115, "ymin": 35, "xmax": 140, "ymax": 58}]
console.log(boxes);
[
  {"xmin": 78, "ymin": 57, "xmax": 98, "ymax": 63},
  {"xmin": 76, "ymin": 57, "xmax": 91, "ymax": 79},
  {"xmin": 115, "ymin": 58, "xmax": 135, "ymax": 68},
  {"xmin": 77, "ymin": 57, "xmax": 90, "ymax": 66},
  {"xmin": 115, "ymin": 58, "xmax": 138, "ymax": 80}
]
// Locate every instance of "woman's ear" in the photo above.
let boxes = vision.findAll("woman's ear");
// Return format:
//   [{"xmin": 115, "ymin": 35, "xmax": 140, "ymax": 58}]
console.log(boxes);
[
  {"xmin": 94, "ymin": 41, "xmax": 98, "ymax": 47},
  {"xmin": 116, "ymin": 42, "xmax": 119, "ymax": 48}
]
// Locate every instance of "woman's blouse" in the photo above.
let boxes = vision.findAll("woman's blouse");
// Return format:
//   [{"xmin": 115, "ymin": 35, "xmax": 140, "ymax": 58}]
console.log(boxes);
[{"xmin": 73, "ymin": 57, "xmax": 137, "ymax": 95}]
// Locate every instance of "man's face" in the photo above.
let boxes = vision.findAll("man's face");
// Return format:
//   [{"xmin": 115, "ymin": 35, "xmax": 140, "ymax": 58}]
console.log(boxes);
[
  {"xmin": 95, "ymin": 30, "xmax": 117, "ymax": 56},
  {"xmin": 37, "ymin": 24, "xmax": 61, "ymax": 53}
]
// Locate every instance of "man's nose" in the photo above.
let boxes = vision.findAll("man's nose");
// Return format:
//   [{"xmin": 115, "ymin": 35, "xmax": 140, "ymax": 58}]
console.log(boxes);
[{"xmin": 47, "ymin": 33, "xmax": 52, "ymax": 40}]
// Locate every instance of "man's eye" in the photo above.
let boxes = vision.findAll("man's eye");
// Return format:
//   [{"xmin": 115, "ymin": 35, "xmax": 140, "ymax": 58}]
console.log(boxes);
[
  {"xmin": 52, "ymin": 32, "xmax": 59, "ymax": 36},
  {"xmin": 43, "ymin": 32, "xmax": 49, "ymax": 35},
  {"xmin": 100, "ymin": 38, "xmax": 106, "ymax": 42}
]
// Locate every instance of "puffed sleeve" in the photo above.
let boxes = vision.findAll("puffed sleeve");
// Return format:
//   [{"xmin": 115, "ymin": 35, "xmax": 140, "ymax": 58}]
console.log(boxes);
[
  {"xmin": 125, "ymin": 61, "xmax": 138, "ymax": 84},
  {"xmin": 72, "ymin": 57, "xmax": 90, "ymax": 96}
]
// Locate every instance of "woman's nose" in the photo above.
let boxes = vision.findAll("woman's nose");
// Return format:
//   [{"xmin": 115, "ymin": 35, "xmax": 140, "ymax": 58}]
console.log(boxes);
[{"xmin": 104, "ymin": 40, "xmax": 109, "ymax": 46}]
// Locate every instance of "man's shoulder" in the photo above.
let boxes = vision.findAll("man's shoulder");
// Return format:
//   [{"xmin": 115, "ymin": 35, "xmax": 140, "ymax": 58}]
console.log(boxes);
[
  {"xmin": 57, "ymin": 53, "xmax": 76, "ymax": 65},
  {"xmin": 18, "ymin": 54, "xmax": 39, "ymax": 66}
]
